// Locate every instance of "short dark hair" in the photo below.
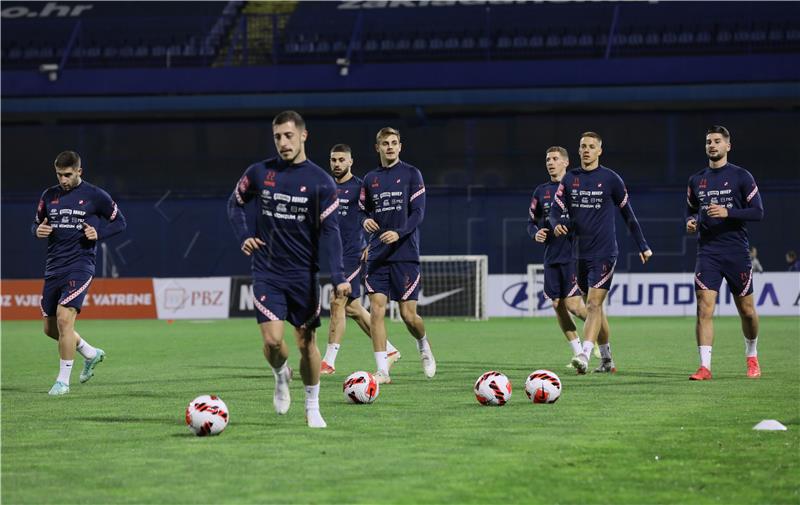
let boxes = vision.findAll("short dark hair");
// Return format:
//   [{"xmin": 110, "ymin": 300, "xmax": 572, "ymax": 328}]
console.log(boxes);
[
  {"xmin": 546, "ymin": 146, "xmax": 569, "ymax": 159},
  {"xmin": 580, "ymin": 131, "xmax": 602, "ymax": 143},
  {"xmin": 707, "ymin": 125, "xmax": 731, "ymax": 140},
  {"xmin": 330, "ymin": 144, "xmax": 351, "ymax": 154},
  {"xmin": 54, "ymin": 151, "xmax": 81, "ymax": 169},
  {"xmin": 272, "ymin": 110, "xmax": 305, "ymax": 130}
]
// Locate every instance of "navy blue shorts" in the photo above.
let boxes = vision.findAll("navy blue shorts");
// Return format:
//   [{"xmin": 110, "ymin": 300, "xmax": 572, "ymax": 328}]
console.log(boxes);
[
  {"xmin": 343, "ymin": 257, "xmax": 364, "ymax": 300},
  {"xmin": 252, "ymin": 272, "xmax": 321, "ymax": 329},
  {"xmin": 543, "ymin": 262, "xmax": 582, "ymax": 300},
  {"xmin": 41, "ymin": 272, "xmax": 94, "ymax": 317},
  {"xmin": 576, "ymin": 257, "xmax": 616, "ymax": 293},
  {"xmin": 694, "ymin": 254, "xmax": 753, "ymax": 297},
  {"xmin": 364, "ymin": 261, "xmax": 420, "ymax": 302}
]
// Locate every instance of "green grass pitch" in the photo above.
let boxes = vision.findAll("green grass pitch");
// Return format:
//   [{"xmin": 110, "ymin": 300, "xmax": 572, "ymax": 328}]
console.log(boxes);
[{"xmin": 2, "ymin": 316, "xmax": 798, "ymax": 504}]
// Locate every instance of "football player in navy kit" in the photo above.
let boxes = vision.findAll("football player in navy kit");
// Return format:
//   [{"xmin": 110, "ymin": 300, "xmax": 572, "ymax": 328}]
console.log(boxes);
[
  {"xmin": 321, "ymin": 144, "xmax": 401, "ymax": 375},
  {"xmin": 359, "ymin": 127, "xmax": 436, "ymax": 384},
  {"xmin": 551, "ymin": 132, "xmax": 653, "ymax": 374},
  {"xmin": 33, "ymin": 151, "xmax": 127, "ymax": 395},
  {"xmin": 228, "ymin": 111, "xmax": 350, "ymax": 428},
  {"xmin": 528, "ymin": 146, "xmax": 602, "ymax": 368},
  {"xmin": 686, "ymin": 125, "xmax": 764, "ymax": 380}
]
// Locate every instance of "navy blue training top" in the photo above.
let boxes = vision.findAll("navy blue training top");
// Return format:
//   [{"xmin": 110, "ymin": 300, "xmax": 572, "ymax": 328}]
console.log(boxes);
[
  {"xmin": 33, "ymin": 180, "xmax": 127, "ymax": 277},
  {"xmin": 227, "ymin": 157, "xmax": 346, "ymax": 285}
]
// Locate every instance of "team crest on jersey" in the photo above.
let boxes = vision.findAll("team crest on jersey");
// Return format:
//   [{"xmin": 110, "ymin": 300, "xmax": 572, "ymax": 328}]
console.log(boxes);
[
  {"xmin": 699, "ymin": 178, "xmax": 708, "ymax": 189},
  {"xmin": 371, "ymin": 176, "xmax": 380, "ymax": 188},
  {"xmin": 51, "ymin": 198, "xmax": 59, "ymax": 204},
  {"xmin": 572, "ymin": 178, "xmax": 580, "ymax": 188},
  {"xmin": 264, "ymin": 171, "xmax": 277, "ymax": 187},
  {"xmin": 544, "ymin": 190, "xmax": 550, "ymax": 199}
]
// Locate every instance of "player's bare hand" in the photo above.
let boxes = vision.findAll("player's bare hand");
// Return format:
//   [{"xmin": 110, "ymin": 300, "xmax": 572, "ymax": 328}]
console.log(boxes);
[
  {"xmin": 83, "ymin": 223, "xmax": 98, "ymax": 241},
  {"xmin": 241, "ymin": 237, "xmax": 266, "ymax": 256},
  {"xmin": 379, "ymin": 231, "xmax": 400, "ymax": 244},
  {"xmin": 335, "ymin": 282, "xmax": 352, "ymax": 298},
  {"xmin": 707, "ymin": 203, "xmax": 728, "ymax": 218},
  {"xmin": 360, "ymin": 247, "xmax": 369, "ymax": 262},
  {"xmin": 640, "ymin": 249, "xmax": 653, "ymax": 264},
  {"xmin": 686, "ymin": 218, "xmax": 697, "ymax": 234},
  {"xmin": 553, "ymin": 224, "xmax": 569, "ymax": 237},
  {"xmin": 363, "ymin": 219, "xmax": 380, "ymax": 233},
  {"xmin": 534, "ymin": 228, "xmax": 549, "ymax": 243},
  {"xmin": 35, "ymin": 218, "xmax": 53, "ymax": 238}
]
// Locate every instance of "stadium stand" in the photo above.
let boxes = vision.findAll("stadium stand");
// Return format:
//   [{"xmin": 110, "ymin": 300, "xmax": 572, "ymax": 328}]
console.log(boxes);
[{"xmin": 3, "ymin": 1, "xmax": 799, "ymax": 69}]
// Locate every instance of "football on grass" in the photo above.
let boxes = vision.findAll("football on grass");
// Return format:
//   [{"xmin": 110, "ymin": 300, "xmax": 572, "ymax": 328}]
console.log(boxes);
[
  {"xmin": 525, "ymin": 370, "xmax": 562, "ymax": 404},
  {"xmin": 185, "ymin": 395, "xmax": 229, "ymax": 436},
  {"xmin": 343, "ymin": 371, "xmax": 380, "ymax": 404},
  {"xmin": 474, "ymin": 371, "xmax": 512, "ymax": 406}
]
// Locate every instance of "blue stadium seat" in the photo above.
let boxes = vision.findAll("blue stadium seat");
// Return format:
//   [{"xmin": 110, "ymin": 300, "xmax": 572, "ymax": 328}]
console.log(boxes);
[
  {"xmin": 769, "ymin": 29, "xmax": 784, "ymax": 42},
  {"xmin": 23, "ymin": 47, "xmax": 40, "ymax": 60},
  {"xmin": 445, "ymin": 37, "xmax": 459, "ymax": 50},
  {"xmin": 662, "ymin": 32, "xmax": 678, "ymax": 44},
  {"xmin": 627, "ymin": 33, "xmax": 643, "ymax": 46}
]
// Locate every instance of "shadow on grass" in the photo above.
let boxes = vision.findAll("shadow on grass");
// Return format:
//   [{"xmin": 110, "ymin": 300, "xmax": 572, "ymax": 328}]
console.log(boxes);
[
  {"xmin": 200, "ymin": 365, "xmax": 266, "ymax": 371},
  {"xmin": 77, "ymin": 415, "xmax": 180, "ymax": 424}
]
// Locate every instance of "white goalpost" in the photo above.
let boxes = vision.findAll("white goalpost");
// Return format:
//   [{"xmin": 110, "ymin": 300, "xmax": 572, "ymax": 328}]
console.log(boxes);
[
  {"xmin": 389, "ymin": 255, "xmax": 489, "ymax": 320},
  {"xmin": 526, "ymin": 263, "xmax": 546, "ymax": 317}
]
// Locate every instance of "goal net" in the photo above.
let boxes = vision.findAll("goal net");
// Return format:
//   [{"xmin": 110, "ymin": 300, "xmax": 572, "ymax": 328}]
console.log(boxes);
[
  {"xmin": 389, "ymin": 255, "xmax": 489, "ymax": 320},
  {"xmin": 526, "ymin": 263, "xmax": 546, "ymax": 317}
]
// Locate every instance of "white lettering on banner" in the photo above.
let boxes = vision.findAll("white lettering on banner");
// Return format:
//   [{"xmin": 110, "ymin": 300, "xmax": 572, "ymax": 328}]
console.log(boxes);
[
  {"xmin": 153, "ymin": 278, "xmax": 231, "ymax": 320},
  {"xmin": 1, "ymin": 3, "xmax": 93, "ymax": 19},
  {"xmin": 10, "ymin": 294, "xmax": 41, "ymax": 307},
  {"xmin": 240, "ymin": 285, "xmax": 254, "ymax": 311},
  {"xmin": 84, "ymin": 293, "xmax": 152, "ymax": 306},
  {"xmin": 488, "ymin": 273, "xmax": 800, "ymax": 317}
]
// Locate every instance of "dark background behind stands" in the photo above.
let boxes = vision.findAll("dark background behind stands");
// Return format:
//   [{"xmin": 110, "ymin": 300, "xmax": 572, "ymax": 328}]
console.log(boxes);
[{"xmin": 2, "ymin": 1, "xmax": 799, "ymax": 278}]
